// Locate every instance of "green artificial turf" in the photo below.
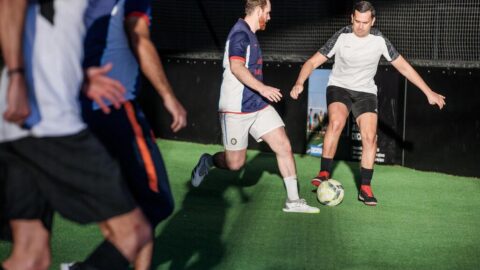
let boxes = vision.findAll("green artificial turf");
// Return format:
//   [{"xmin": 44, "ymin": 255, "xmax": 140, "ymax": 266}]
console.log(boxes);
[{"xmin": 1, "ymin": 140, "xmax": 479, "ymax": 269}]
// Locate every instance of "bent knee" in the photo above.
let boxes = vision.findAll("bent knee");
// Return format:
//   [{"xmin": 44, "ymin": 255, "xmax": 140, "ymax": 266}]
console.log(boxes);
[
  {"xmin": 226, "ymin": 158, "xmax": 245, "ymax": 171},
  {"xmin": 329, "ymin": 119, "xmax": 346, "ymax": 133},
  {"xmin": 361, "ymin": 133, "xmax": 377, "ymax": 146},
  {"xmin": 275, "ymin": 141, "xmax": 293, "ymax": 156},
  {"xmin": 108, "ymin": 209, "xmax": 152, "ymax": 247}
]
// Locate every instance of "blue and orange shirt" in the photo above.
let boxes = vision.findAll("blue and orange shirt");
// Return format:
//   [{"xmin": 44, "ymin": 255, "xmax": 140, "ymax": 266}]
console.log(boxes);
[
  {"xmin": 83, "ymin": 0, "xmax": 151, "ymax": 110},
  {"xmin": 219, "ymin": 19, "xmax": 268, "ymax": 113}
]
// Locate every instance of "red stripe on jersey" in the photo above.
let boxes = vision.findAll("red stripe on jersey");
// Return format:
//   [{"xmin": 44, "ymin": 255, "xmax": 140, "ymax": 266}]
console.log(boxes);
[
  {"xmin": 229, "ymin": 56, "xmax": 246, "ymax": 62},
  {"xmin": 219, "ymin": 104, "xmax": 269, "ymax": 114},
  {"xmin": 126, "ymin": 12, "xmax": 150, "ymax": 25}
]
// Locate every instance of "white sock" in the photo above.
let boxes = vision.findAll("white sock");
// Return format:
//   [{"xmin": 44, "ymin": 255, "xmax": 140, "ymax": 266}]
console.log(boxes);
[{"xmin": 283, "ymin": 176, "xmax": 300, "ymax": 201}]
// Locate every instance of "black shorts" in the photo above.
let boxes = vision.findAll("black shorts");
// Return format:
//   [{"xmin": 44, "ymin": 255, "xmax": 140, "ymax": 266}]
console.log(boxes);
[
  {"xmin": 82, "ymin": 100, "xmax": 174, "ymax": 226},
  {"xmin": 326, "ymin": 85, "xmax": 378, "ymax": 119},
  {"xmin": 0, "ymin": 164, "xmax": 13, "ymax": 241},
  {"xmin": 0, "ymin": 129, "xmax": 136, "ymax": 225}
]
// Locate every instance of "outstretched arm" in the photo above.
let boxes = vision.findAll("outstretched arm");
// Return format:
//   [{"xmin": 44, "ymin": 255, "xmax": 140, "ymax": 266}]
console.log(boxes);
[
  {"xmin": 125, "ymin": 17, "xmax": 187, "ymax": 132},
  {"xmin": 290, "ymin": 52, "xmax": 328, "ymax": 100},
  {"xmin": 391, "ymin": 55, "xmax": 446, "ymax": 109},
  {"xmin": 0, "ymin": 0, "xmax": 30, "ymax": 124}
]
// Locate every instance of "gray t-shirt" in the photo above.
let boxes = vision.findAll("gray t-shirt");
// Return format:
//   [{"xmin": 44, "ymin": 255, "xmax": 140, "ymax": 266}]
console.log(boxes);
[{"xmin": 319, "ymin": 26, "xmax": 399, "ymax": 95}]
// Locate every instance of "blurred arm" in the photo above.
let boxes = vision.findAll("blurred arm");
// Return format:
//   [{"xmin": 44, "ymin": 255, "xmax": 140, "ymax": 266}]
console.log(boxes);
[
  {"xmin": 125, "ymin": 16, "xmax": 187, "ymax": 132},
  {"xmin": 0, "ymin": 0, "xmax": 30, "ymax": 124}
]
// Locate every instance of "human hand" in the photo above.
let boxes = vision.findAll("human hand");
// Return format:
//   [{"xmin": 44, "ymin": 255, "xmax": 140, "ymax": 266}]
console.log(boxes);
[
  {"xmin": 290, "ymin": 84, "xmax": 304, "ymax": 100},
  {"xmin": 426, "ymin": 91, "xmax": 446, "ymax": 110},
  {"xmin": 83, "ymin": 63, "xmax": 126, "ymax": 114},
  {"xmin": 163, "ymin": 95, "xmax": 187, "ymax": 132},
  {"xmin": 3, "ymin": 73, "xmax": 30, "ymax": 124},
  {"xmin": 259, "ymin": 85, "xmax": 282, "ymax": 103}
]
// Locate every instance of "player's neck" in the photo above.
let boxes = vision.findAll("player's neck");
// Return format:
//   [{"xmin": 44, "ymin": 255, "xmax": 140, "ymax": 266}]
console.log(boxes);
[{"xmin": 243, "ymin": 16, "xmax": 258, "ymax": 33}]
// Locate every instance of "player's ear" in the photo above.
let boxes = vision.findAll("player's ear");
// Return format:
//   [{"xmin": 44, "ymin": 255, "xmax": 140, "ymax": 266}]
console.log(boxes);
[
  {"xmin": 256, "ymin": 6, "xmax": 262, "ymax": 18},
  {"xmin": 371, "ymin": 17, "xmax": 376, "ymax": 26},
  {"xmin": 351, "ymin": 14, "xmax": 354, "ymax": 24}
]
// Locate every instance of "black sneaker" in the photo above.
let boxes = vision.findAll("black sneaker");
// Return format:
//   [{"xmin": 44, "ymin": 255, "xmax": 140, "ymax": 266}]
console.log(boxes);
[
  {"xmin": 311, "ymin": 171, "xmax": 330, "ymax": 187},
  {"xmin": 358, "ymin": 185, "xmax": 377, "ymax": 206}
]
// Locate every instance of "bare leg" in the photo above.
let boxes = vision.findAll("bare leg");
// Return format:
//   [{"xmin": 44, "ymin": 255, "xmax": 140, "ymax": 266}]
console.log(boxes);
[
  {"xmin": 356, "ymin": 112, "xmax": 378, "ymax": 169},
  {"xmin": 99, "ymin": 208, "xmax": 151, "ymax": 262},
  {"xmin": 215, "ymin": 149, "xmax": 247, "ymax": 171},
  {"xmin": 133, "ymin": 239, "xmax": 154, "ymax": 270},
  {"xmin": 261, "ymin": 127, "xmax": 296, "ymax": 178},
  {"xmin": 322, "ymin": 102, "xmax": 349, "ymax": 159},
  {"xmin": 3, "ymin": 220, "xmax": 51, "ymax": 270}
]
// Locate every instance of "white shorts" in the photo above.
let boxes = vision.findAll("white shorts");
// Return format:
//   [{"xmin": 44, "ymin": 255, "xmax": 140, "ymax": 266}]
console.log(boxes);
[{"xmin": 220, "ymin": 105, "xmax": 285, "ymax": 151}]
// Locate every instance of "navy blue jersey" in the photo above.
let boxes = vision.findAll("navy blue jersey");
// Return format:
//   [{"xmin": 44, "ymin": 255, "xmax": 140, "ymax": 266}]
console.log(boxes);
[
  {"xmin": 219, "ymin": 19, "xmax": 268, "ymax": 113},
  {"xmin": 83, "ymin": 0, "xmax": 151, "ymax": 110}
]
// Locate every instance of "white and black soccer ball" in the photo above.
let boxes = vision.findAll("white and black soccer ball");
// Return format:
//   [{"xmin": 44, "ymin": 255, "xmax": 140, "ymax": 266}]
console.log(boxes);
[{"xmin": 317, "ymin": 179, "xmax": 344, "ymax": 206}]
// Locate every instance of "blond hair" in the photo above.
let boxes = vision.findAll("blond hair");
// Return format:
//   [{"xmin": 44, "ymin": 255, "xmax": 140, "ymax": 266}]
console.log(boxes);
[{"xmin": 245, "ymin": 0, "xmax": 268, "ymax": 15}]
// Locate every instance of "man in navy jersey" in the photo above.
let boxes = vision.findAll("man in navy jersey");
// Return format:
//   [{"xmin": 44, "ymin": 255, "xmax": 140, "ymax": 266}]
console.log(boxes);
[
  {"xmin": 80, "ymin": 0, "xmax": 187, "ymax": 269},
  {"xmin": 0, "ymin": 1, "xmax": 151, "ymax": 269},
  {"xmin": 191, "ymin": 0, "xmax": 319, "ymax": 214},
  {"xmin": 291, "ymin": 1, "xmax": 446, "ymax": 206}
]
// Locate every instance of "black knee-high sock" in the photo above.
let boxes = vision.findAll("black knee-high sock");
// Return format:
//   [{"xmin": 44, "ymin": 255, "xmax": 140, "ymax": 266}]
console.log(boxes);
[
  {"xmin": 360, "ymin": 167, "xmax": 374, "ymax": 186},
  {"xmin": 320, "ymin": 157, "xmax": 333, "ymax": 174},
  {"xmin": 79, "ymin": 240, "xmax": 130, "ymax": 270}
]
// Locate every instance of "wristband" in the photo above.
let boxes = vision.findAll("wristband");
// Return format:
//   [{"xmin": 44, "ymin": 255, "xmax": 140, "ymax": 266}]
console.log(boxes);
[{"xmin": 7, "ymin": 68, "xmax": 25, "ymax": 77}]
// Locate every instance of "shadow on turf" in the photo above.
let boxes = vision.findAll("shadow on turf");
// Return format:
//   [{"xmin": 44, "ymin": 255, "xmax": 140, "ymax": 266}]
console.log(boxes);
[{"xmin": 151, "ymin": 152, "xmax": 279, "ymax": 270}]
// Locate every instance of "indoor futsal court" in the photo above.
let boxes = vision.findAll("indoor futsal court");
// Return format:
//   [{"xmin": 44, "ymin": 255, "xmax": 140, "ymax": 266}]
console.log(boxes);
[{"xmin": 0, "ymin": 0, "xmax": 479, "ymax": 270}]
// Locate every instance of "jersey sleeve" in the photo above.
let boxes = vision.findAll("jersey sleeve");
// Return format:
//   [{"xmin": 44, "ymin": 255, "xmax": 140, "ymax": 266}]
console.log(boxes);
[
  {"xmin": 125, "ymin": 0, "xmax": 151, "ymax": 25},
  {"xmin": 318, "ymin": 26, "xmax": 352, "ymax": 58},
  {"xmin": 228, "ymin": 31, "xmax": 250, "ymax": 62},
  {"xmin": 372, "ymin": 28, "xmax": 400, "ymax": 62}
]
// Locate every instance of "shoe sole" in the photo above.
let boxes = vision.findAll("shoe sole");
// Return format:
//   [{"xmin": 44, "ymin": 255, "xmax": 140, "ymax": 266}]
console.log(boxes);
[
  {"xmin": 282, "ymin": 208, "xmax": 320, "ymax": 214},
  {"xmin": 358, "ymin": 194, "xmax": 377, "ymax": 206}
]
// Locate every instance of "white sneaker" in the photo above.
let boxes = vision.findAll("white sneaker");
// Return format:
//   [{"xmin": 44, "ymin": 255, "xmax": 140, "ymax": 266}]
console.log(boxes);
[
  {"xmin": 283, "ymin": 198, "xmax": 320, "ymax": 214},
  {"xmin": 60, "ymin": 263, "xmax": 78, "ymax": 270},
  {"xmin": 191, "ymin": 153, "xmax": 212, "ymax": 187}
]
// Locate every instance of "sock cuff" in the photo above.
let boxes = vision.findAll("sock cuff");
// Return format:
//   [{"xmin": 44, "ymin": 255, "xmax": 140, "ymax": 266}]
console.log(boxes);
[
  {"xmin": 82, "ymin": 240, "xmax": 130, "ymax": 269},
  {"xmin": 320, "ymin": 157, "xmax": 334, "ymax": 173},
  {"xmin": 283, "ymin": 176, "xmax": 297, "ymax": 182},
  {"xmin": 360, "ymin": 167, "xmax": 374, "ymax": 185}
]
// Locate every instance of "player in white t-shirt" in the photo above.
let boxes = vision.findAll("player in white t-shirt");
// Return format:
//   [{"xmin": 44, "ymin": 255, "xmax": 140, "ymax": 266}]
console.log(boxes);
[{"xmin": 290, "ymin": 1, "xmax": 446, "ymax": 206}]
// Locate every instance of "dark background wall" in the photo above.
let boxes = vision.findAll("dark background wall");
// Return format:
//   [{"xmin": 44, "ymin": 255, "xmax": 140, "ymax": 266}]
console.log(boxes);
[
  {"xmin": 138, "ymin": 60, "xmax": 480, "ymax": 177},
  {"xmin": 403, "ymin": 68, "xmax": 480, "ymax": 177},
  {"xmin": 139, "ymin": 0, "xmax": 480, "ymax": 178}
]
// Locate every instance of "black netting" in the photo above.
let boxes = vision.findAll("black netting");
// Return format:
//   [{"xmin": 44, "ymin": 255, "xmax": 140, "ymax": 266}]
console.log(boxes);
[{"xmin": 151, "ymin": 0, "xmax": 480, "ymax": 68}]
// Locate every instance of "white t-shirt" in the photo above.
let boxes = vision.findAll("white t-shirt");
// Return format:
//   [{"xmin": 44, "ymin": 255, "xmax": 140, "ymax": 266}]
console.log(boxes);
[
  {"xmin": 0, "ymin": 0, "xmax": 88, "ymax": 142},
  {"xmin": 319, "ymin": 26, "xmax": 400, "ymax": 95}
]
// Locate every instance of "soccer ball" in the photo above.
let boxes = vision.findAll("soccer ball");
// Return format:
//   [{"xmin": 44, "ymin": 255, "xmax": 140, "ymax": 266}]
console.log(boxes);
[{"xmin": 317, "ymin": 179, "xmax": 344, "ymax": 206}]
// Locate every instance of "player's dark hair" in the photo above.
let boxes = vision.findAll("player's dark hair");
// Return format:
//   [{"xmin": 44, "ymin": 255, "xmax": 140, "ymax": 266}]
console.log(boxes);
[
  {"xmin": 353, "ymin": 1, "xmax": 376, "ymax": 18},
  {"xmin": 245, "ymin": 0, "xmax": 268, "ymax": 15}
]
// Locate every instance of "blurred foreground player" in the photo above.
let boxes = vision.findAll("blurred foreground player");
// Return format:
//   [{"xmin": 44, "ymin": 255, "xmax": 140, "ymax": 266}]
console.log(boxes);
[
  {"xmin": 0, "ymin": 0, "xmax": 151, "ymax": 269},
  {"xmin": 80, "ymin": 0, "xmax": 187, "ymax": 269}
]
